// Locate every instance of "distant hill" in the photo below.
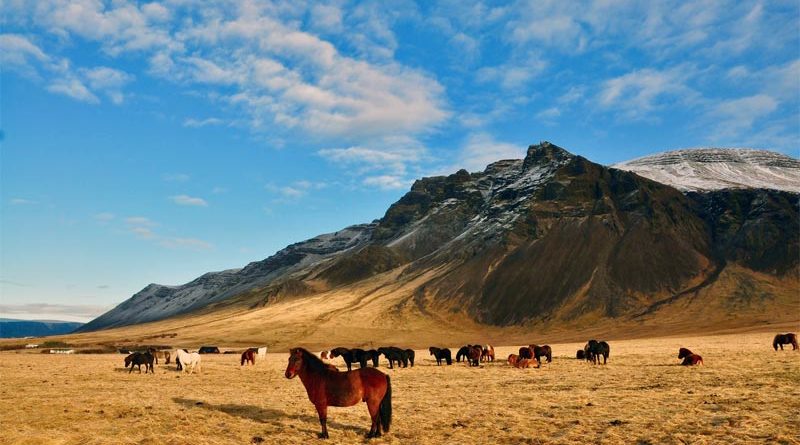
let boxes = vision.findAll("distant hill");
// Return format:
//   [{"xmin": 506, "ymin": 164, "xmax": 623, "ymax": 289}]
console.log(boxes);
[
  {"xmin": 0, "ymin": 319, "xmax": 84, "ymax": 338},
  {"xmin": 74, "ymin": 142, "xmax": 799, "ymax": 347}
]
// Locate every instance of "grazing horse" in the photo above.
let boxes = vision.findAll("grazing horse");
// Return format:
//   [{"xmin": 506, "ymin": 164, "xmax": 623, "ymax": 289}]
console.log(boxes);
[
  {"xmin": 519, "ymin": 346, "xmax": 534, "ymax": 360},
  {"xmin": 466, "ymin": 346, "xmax": 482, "ymax": 367},
  {"xmin": 481, "ymin": 344, "xmax": 495, "ymax": 362},
  {"xmin": 174, "ymin": 349, "xmax": 202, "ymax": 374},
  {"xmin": 678, "ymin": 348, "xmax": 704, "ymax": 366},
  {"xmin": 507, "ymin": 354, "xmax": 519, "ymax": 367},
  {"xmin": 773, "ymin": 333, "xmax": 798, "ymax": 351},
  {"xmin": 241, "ymin": 348, "xmax": 257, "ymax": 366},
  {"xmin": 429, "ymin": 347, "xmax": 453, "ymax": 366},
  {"xmin": 377, "ymin": 347, "xmax": 408, "ymax": 369},
  {"xmin": 576, "ymin": 349, "xmax": 586, "ymax": 360},
  {"xmin": 584, "ymin": 340, "xmax": 610, "ymax": 365},
  {"xmin": 530, "ymin": 344, "xmax": 552, "ymax": 365},
  {"xmin": 148, "ymin": 348, "xmax": 171, "ymax": 364},
  {"xmin": 285, "ymin": 348, "xmax": 392, "ymax": 439},
  {"xmin": 124, "ymin": 352, "xmax": 154, "ymax": 374},
  {"xmin": 404, "ymin": 349, "xmax": 415, "ymax": 367},
  {"xmin": 365, "ymin": 350, "xmax": 380, "ymax": 367},
  {"xmin": 456, "ymin": 346, "xmax": 471, "ymax": 363}
]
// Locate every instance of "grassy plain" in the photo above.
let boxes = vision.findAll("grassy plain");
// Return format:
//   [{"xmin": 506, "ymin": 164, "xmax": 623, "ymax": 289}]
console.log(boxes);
[{"xmin": 1, "ymin": 331, "xmax": 798, "ymax": 445}]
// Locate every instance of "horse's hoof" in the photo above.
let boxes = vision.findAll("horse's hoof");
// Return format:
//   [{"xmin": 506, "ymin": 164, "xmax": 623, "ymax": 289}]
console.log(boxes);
[{"xmin": 317, "ymin": 432, "xmax": 329, "ymax": 439}]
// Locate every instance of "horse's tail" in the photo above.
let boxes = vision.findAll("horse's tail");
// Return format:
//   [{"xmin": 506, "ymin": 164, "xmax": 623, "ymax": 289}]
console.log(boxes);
[
  {"xmin": 380, "ymin": 375, "xmax": 392, "ymax": 433},
  {"xmin": 241, "ymin": 353, "xmax": 245, "ymax": 366}
]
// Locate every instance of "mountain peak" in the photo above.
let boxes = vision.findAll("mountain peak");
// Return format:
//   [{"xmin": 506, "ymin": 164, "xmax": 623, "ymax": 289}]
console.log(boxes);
[{"xmin": 522, "ymin": 141, "xmax": 574, "ymax": 170}]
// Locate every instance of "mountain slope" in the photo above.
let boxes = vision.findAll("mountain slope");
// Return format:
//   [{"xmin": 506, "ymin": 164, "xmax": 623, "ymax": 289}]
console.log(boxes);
[
  {"xmin": 0, "ymin": 319, "xmax": 84, "ymax": 338},
  {"xmin": 613, "ymin": 148, "xmax": 800, "ymax": 192},
  {"xmin": 78, "ymin": 143, "xmax": 799, "ymax": 338}
]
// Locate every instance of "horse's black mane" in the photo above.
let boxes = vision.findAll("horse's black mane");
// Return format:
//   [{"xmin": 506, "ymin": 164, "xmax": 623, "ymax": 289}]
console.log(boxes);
[{"xmin": 296, "ymin": 347, "xmax": 331, "ymax": 373}]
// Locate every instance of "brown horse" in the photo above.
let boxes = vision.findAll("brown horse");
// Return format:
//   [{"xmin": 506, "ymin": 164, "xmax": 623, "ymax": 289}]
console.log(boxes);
[
  {"xmin": 148, "ymin": 348, "xmax": 171, "ymax": 364},
  {"xmin": 241, "ymin": 348, "xmax": 256, "ymax": 366},
  {"xmin": 516, "ymin": 358, "xmax": 534, "ymax": 369},
  {"xmin": 519, "ymin": 346, "xmax": 533, "ymax": 360},
  {"xmin": 507, "ymin": 354, "xmax": 519, "ymax": 367},
  {"xmin": 530, "ymin": 344, "xmax": 552, "ymax": 365},
  {"xmin": 678, "ymin": 348, "xmax": 703, "ymax": 366},
  {"xmin": 773, "ymin": 333, "xmax": 798, "ymax": 351},
  {"xmin": 285, "ymin": 347, "xmax": 391, "ymax": 439},
  {"xmin": 467, "ymin": 346, "xmax": 482, "ymax": 367},
  {"xmin": 481, "ymin": 344, "xmax": 495, "ymax": 362}
]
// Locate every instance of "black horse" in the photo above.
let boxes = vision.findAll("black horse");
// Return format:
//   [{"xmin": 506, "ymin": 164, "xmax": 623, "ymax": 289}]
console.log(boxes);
[
  {"xmin": 429, "ymin": 347, "xmax": 452, "ymax": 365},
  {"xmin": 124, "ymin": 352, "xmax": 154, "ymax": 374},
  {"xmin": 365, "ymin": 349, "xmax": 381, "ymax": 367},
  {"xmin": 330, "ymin": 347, "xmax": 369, "ymax": 371},
  {"xmin": 773, "ymin": 333, "xmax": 798, "ymax": 351},
  {"xmin": 519, "ymin": 346, "xmax": 533, "ymax": 360},
  {"xmin": 576, "ymin": 349, "xmax": 586, "ymax": 360},
  {"xmin": 377, "ymin": 347, "xmax": 409, "ymax": 369},
  {"xmin": 404, "ymin": 349, "xmax": 415, "ymax": 367},
  {"xmin": 584, "ymin": 340, "xmax": 610, "ymax": 365},
  {"xmin": 456, "ymin": 346, "xmax": 471, "ymax": 363},
  {"xmin": 531, "ymin": 345, "xmax": 552, "ymax": 365}
]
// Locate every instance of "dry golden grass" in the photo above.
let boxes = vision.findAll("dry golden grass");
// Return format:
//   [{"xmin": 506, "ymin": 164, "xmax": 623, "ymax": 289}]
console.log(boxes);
[{"xmin": 2, "ymin": 331, "xmax": 799, "ymax": 445}]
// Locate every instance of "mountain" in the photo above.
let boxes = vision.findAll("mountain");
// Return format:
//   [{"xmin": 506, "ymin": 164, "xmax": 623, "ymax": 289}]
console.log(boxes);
[
  {"xmin": 0, "ymin": 319, "xmax": 84, "ymax": 338},
  {"xmin": 613, "ymin": 148, "xmax": 800, "ymax": 192},
  {"xmin": 77, "ymin": 143, "xmax": 799, "ymax": 339}
]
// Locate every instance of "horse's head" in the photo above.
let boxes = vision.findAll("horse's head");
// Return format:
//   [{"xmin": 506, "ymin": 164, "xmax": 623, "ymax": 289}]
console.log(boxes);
[
  {"xmin": 285, "ymin": 348, "xmax": 304, "ymax": 379},
  {"xmin": 124, "ymin": 355, "xmax": 131, "ymax": 368},
  {"xmin": 678, "ymin": 348, "xmax": 692, "ymax": 359},
  {"xmin": 429, "ymin": 347, "xmax": 435, "ymax": 356}
]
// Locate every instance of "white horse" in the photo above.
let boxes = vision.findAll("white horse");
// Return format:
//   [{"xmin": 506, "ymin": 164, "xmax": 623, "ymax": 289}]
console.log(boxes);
[{"xmin": 175, "ymin": 349, "xmax": 202, "ymax": 374}]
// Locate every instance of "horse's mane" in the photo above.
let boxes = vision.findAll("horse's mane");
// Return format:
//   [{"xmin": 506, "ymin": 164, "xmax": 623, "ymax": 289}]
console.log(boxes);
[{"xmin": 296, "ymin": 347, "xmax": 331, "ymax": 374}]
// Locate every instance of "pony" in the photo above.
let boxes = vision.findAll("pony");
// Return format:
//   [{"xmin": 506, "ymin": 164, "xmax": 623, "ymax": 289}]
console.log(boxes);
[
  {"xmin": 429, "ymin": 347, "xmax": 452, "ymax": 366},
  {"xmin": 481, "ymin": 344, "xmax": 495, "ymax": 362},
  {"xmin": 576, "ymin": 349, "xmax": 586, "ymax": 360},
  {"xmin": 507, "ymin": 354, "xmax": 519, "ymax": 367},
  {"xmin": 773, "ymin": 333, "xmax": 798, "ymax": 351},
  {"xmin": 330, "ymin": 347, "xmax": 370, "ymax": 371},
  {"xmin": 456, "ymin": 346, "xmax": 471, "ymax": 363},
  {"xmin": 124, "ymin": 352, "xmax": 154, "ymax": 374},
  {"xmin": 365, "ymin": 350, "xmax": 380, "ymax": 367},
  {"xmin": 584, "ymin": 340, "xmax": 610, "ymax": 365},
  {"xmin": 148, "ymin": 348, "xmax": 171, "ymax": 364},
  {"xmin": 175, "ymin": 348, "xmax": 189, "ymax": 371},
  {"xmin": 241, "ymin": 348, "xmax": 257, "ymax": 366},
  {"xmin": 515, "ymin": 358, "xmax": 534, "ymax": 369},
  {"xmin": 285, "ymin": 347, "xmax": 391, "ymax": 439},
  {"xmin": 320, "ymin": 351, "xmax": 331, "ymax": 360},
  {"xmin": 530, "ymin": 344, "xmax": 552, "ymax": 365},
  {"xmin": 174, "ymin": 349, "xmax": 202, "ymax": 374},
  {"xmin": 377, "ymin": 347, "xmax": 408, "ymax": 369},
  {"xmin": 404, "ymin": 349, "xmax": 415, "ymax": 367},
  {"xmin": 518, "ymin": 346, "xmax": 534, "ymax": 360},
  {"xmin": 678, "ymin": 348, "xmax": 704, "ymax": 366},
  {"xmin": 467, "ymin": 346, "xmax": 482, "ymax": 367}
]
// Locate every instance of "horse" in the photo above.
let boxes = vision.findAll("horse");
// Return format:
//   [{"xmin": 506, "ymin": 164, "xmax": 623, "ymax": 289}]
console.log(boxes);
[
  {"xmin": 530, "ymin": 344, "xmax": 552, "ymax": 365},
  {"xmin": 285, "ymin": 347, "xmax": 392, "ymax": 439},
  {"xmin": 148, "ymin": 348, "xmax": 171, "ymax": 364},
  {"xmin": 576, "ymin": 349, "xmax": 586, "ymax": 360},
  {"xmin": 467, "ymin": 346, "xmax": 482, "ymax": 367},
  {"xmin": 456, "ymin": 346, "xmax": 471, "ymax": 363},
  {"xmin": 678, "ymin": 348, "xmax": 704, "ymax": 366},
  {"xmin": 377, "ymin": 347, "xmax": 408, "ymax": 369},
  {"xmin": 241, "ymin": 348, "xmax": 257, "ymax": 366},
  {"xmin": 175, "ymin": 348, "xmax": 189, "ymax": 371},
  {"xmin": 516, "ymin": 358, "xmax": 534, "ymax": 369},
  {"xmin": 519, "ymin": 346, "xmax": 534, "ymax": 360},
  {"xmin": 429, "ymin": 347, "xmax": 452, "ymax": 366},
  {"xmin": 773, "ymin": 333, "xmax": 798, "ymax": 351},
  {"xmin": 507, "ymin": 354, "xmax": 519, "ymax": 367},
  {"xmin": 481, "ymin": 344, "xmax": 495, "ymax": 362},
  {"xmin": 584, "ymin": 340, "xmax": 610, "ymax": 365},
  {"xmin": 404, "ymin": 349, "xmax": 415, "ymax": 367},
  {"xmin": 320, "ymin": 350, "xmax": 331, "ymax": 360},
  {"xmin": 174, "ymin": 349, "xmax": 202, "ymax": 374},
  {"xmin": 124, "ymin": 352, "xmax": 154, "ymax": 374},
  {"xmin": 330, "ymin": 347, "xmax": 357, "ymax": 371},
  {"xmin": 365, "ymin": 350, "xmax": 380, "ymax": 367}
]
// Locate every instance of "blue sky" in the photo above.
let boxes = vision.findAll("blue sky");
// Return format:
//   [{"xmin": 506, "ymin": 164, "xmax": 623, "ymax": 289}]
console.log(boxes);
[{"xmin": 1, "ymin": 0, "xmax": 798, "ymax": 322}]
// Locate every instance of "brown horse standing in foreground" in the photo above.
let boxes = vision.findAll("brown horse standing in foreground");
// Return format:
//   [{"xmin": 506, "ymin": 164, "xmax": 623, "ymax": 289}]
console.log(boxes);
[{"xmin": 285, "ymin": 347, "xmax": 391, "ymax": 439}]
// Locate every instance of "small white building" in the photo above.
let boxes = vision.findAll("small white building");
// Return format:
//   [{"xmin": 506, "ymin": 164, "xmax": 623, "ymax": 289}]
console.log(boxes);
[
  {"xmin": 25, "ymin": 344, "xmax": 39, "ymax": 349},
  {"xmin": 49, "ymin": 349, "xmax": 75, "ymax": 354}
]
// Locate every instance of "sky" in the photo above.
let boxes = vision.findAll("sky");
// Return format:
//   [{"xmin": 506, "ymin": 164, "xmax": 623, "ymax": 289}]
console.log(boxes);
[{"xmin": 1, "ymin": 0, "xmax": 798, "ymax": 322}]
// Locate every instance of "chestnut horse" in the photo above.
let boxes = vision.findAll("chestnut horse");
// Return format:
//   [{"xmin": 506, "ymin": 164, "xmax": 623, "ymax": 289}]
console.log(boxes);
[
  {"xmin": 516, "ymin": 358, "xmax": 534, "ymax": 369},
  {"xmin": 285, "ymin": 348, "xmax": 391, "ymax": 439},
  {"xmin": 530, "ymin": 344, "xmax": 552, "ymax": 365},
  {"xmin": 466, "ymin": 346, "xmax": 482, "ymax": 367},
  {"xmin": 678, "ymin": 348, "xmax": 703, "ymax": 366},
  {"xmin": 241, "ymin": 348, "xmax": 256, "ymax": 366},
  {"xmin": 773, "ymin": 333, "xmax": 798, "ymax": 351},
  {"xmin": 481, "ymin": 344, "xmax": 495, "ymax": 362},
  {"xmin": 507, "ymin": 354, "xmax": 519, "ymax": 367}
]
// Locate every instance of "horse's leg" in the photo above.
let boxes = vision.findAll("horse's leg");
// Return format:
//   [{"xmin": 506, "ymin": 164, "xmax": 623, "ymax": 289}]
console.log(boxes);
[
  {"xmin": 366, "ymin": 397, "xmax": 381, "ymax": 438},
  {"xmin": 315, "ymin": 404, "xmax": 329, "ymax": 439}
]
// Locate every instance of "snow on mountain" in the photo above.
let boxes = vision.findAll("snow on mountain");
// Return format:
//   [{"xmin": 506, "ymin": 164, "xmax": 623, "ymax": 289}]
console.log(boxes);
[{"xmin": 613, "ymin": 148, "xmax": 800, "ymax": 193}]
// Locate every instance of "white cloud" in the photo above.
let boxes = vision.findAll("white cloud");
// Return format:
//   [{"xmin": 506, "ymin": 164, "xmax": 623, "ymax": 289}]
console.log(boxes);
[
  {"xmin": 10, "ymin": 198, "xmax": 37, "ymax": 205},
  {"xmin": 170, "ymin": 194, "xmax": 208, "ymax": 207},
  {"xmin": 707, "ymin": 94, "xmax": 779, "ymax": 141},
  {"xmin": 47, "ymin": 77, "xmax": 100, "ymax": 103},
  {"xmin": 159, "ymin": 237, "xmax": 213, "ymax": 251},
  {"xmin": 0, "ymin": 303, "xmax": 112, "ymax": 322},
  {"xmin": 124, "ymin": 216, "xmax": 157, "ymax": 227},
  {"xmin": 363, "ymin": 175, "xmax": 409, "ymax": 190},
  {"xmin": 598, "ymin": 67, "xmax": 696, "ymax": 120},
  {"xmin": 183, "ymin": 117, "xmax": 224, "ymax": 128},
  {"xmin": 536, "ymin": 107, "xmax": 561, "ymax": 120},
  {"xmin": 81, "ymin": 66, "xmax": 133, "ymax": 104},
  {"xmin": 451, "ymin": 133, "xmax": 526, "ymax": 173}
]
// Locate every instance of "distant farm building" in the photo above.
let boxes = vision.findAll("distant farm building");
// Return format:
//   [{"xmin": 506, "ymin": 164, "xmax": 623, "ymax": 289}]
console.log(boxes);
[
  {"xmin": 198, "ymin": 346, "xmax": 220, "ymax": 354},
  {"xmin": 49, "ymin": 349, "xmax": 75, "ymax": 354},
  {"xmin": 25, "ymin": 344, "xmax": 39, "ymax": 349}
]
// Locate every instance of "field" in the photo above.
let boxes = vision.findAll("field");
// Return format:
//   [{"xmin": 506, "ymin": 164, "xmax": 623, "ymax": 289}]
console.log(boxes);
[{"xmin": 1, "ymin": 331, "xmax": 799, "ymax": 445}]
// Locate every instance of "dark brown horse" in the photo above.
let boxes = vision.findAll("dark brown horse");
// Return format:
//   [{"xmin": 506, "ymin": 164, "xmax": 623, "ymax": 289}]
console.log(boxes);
[
  {"xmin": 124, "ymin": 352, "xmax": 154, "ymax": 374},
  {"xmin": 773, "ymin": 333, "xmax": 798, "ymax": 351},
  {"xmin": 241, "ymin": 348, "xmax": 256, "ymax": 366},
  {"xmin": 429, "ymin": 347, "xmax": 452, "ymax": 365},
  {"xmin": 530, "ymin": 344, "xmax": 552, "ymax": 365},
  {"xmin": 285, "ymin": 348, "xmax": 391, "ymax": 439},
  {"xmin": 576, "ymin": 349, "xmax": 586, "ymax": 360},
  {"xmin": 519, "ymin": 346, "xmax": 533, "ymax": 360},
  {"xmin": 148, "ymin": 348, "xmax": 171, "ymax": 364},
  {"xmin": 466, "ymin": 346, "xmax": 482, "ymax": 367},
  {"xmin": 507, "ymin": 354, "xmax": 519, "ymax": 367},
  {"xmin": 678, "ymin": 348, "xmax": 703, "ymax": 366},
  {"xmin": 456, "ymin": 346, "xmax": 471, "ymax": 363}
]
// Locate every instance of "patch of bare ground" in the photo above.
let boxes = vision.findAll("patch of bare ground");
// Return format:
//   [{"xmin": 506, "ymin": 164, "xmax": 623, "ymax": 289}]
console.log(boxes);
[{"xmin": 1, "ymin": 331, "xmax": 798, "ymax": 444}]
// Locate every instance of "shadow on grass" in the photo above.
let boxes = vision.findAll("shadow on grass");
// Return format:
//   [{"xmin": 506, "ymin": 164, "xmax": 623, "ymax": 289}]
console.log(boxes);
[
  {"xmin": 172, "ymin": 397, "xmax": 365, "ymax": 435},
  {"xmin": 113, "ymin": 366, "xmax": 154, "ymax": 374}
]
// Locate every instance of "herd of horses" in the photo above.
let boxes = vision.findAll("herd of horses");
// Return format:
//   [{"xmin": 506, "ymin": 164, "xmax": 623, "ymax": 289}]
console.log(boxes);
[{"xmin": 116, "ymin": 332, "xmax": 798, "ymax": 439}]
